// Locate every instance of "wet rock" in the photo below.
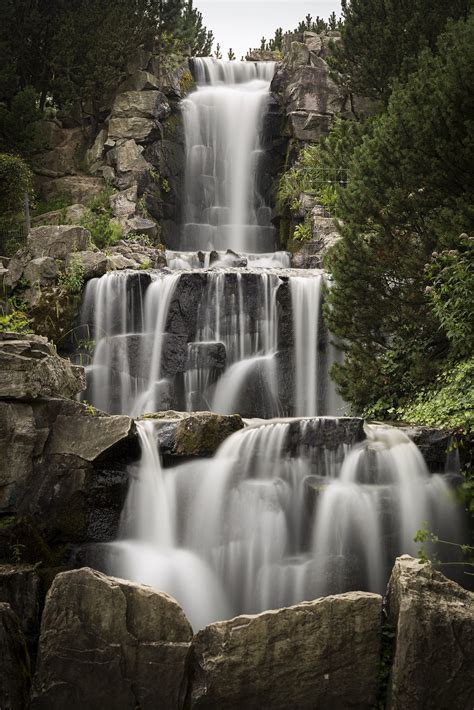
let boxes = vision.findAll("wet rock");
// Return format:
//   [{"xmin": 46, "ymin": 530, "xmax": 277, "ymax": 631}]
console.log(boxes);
[
  {"xmin": 0, "ymin": 333, "xmax": 85, "ymax": 400},
  {"xmin": 0, "ymin": 603, "xmax": 31, "ymax": 710},
  {"xmin": 398, "ymin": 425, "xmax": 454, "ymax": 472},
  {"xmin": 188, "ymin": 592, "xmax": 382, "ymax": 709},
  {"xmin": 0, "ymin": 564, "xmax": 42, "ymax": 644},
  {"xmin": 27, "ymin": 225, "xmax": 90, "ymax": 260},
  {"xmin": 186, "ymin": 342, "xmax": 226, "ymax": 371},
  {"xmin": 31, "ymin": 568, "xmax": 192, "ymax": 710},
  {"xmin": 143, "ymin": 411, "xmax": 244, "ymax": 457},
  {"xmin": 386, "ymin": 555, "xmax": 474, "ymax": 710}
]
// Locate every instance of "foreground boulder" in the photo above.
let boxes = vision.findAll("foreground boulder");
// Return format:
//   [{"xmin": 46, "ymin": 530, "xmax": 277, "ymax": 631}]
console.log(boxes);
[
  {"xmin": 31, "ymin": 568, "xmax": 193, "ymax": 709},
  {"xmin": 0, "ymin": 333, "xmax": 85, "ymax": 400},
  {"xmin": 0, "ymin": 602, "xmax": 31, "ymax": 709},
  {"xmin": 188, "ymin": 592, "xmax": 382, "ymax": 709},
  {"xmin": 386, "ymin": 555, "xmax": 474, "ymax": 710}
]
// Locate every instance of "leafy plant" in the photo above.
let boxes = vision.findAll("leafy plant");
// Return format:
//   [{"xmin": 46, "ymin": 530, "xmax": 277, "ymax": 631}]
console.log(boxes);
[
  {"xmin": 415, "ymin": 522, "xmax": 474, "ymax": 576},
  {"xmin": 0, "ymin": 298, "xmax": 31, "ymax": 333},
  {"xmin": 58, "ymin": 254, "xmax": 85, "ymax": 294},
  {"xmin": 293, "ymin": 219, "xmax": 312, "ymax": 243},
  {"xmin": 80, "ymin": 187, "xmax": 123, "ymax": 249}
]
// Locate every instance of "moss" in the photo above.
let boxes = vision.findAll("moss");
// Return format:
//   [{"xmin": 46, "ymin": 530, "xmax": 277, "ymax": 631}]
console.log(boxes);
[
  {"xmin": 179, "ymin": 69, "xmax": 195, "ymax": 95},
  {"xmin": 174, "ymin": 414, "xmax": 244, "ymax": 456}
]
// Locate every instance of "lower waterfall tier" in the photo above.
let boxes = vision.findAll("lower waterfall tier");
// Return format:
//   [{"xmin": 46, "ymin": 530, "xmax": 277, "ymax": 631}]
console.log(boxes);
[
  {"xmin": 76, "ymin": 264, "xmax": 345, "ymax": 418},
  {"xmin": 103, "ymin": 418, "xmax": 465, "ymax": 630}
]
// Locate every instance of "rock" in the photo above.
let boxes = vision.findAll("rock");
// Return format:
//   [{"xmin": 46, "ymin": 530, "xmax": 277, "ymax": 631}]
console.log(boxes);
[
  {"xmin": 0, "ymin": 333, "xmax": 85, "ymax": 400},
  {"xmin": 108, "ymin": 116, "xmax": 159, "ymax": 142},
  {"xmin": 286, "ymin": 41, "xmax": 310, "ymax": 68},
  {"xmin": 31, "ymin": 568, "xmax": 192, "ymax": 709},
  {"xmin": 27, "ymin": 225, "xmax": 90, "ymax": 260},
  {"xmin": 67, "ymin": 250, "xmax": 108, "ymax": 280},
  {"xmin": 285, "ymin": 65, "xmax": 342, "ymax": 115},
  {"xmin": 34, "ymin": 127, "xmax": 84, "ymax": 177},
  {"xmin": 186, "ymin": 342, "xmax": 226, "ymax": 371},
  {"xmin": 126, "ymin": 215, "xmax": 158, "ymax": 239},
  {"xmin": 106, "ymin": 253, "xmax": 137, "ymax": 270},
  {"xmin": 386, "ymin": 555, "xmax": 474, "ymax": 710},
  {"xmin": 398, "ymin": 425, "xmax": 454, "ymax": 472},
  {"xmin": 188, "ymin": 592, "xmax": 382, "ymax": 709},
  {"xmin": 0, "ymin": 564, "xmax": 42, "ymax": 643},
  {"xmin": 31, "ymin": 203, "xmax": 88, "ymax": 227},
  {"xmin": 86, "ymin": 129, "xmax": 107, "ymax": 172},
  {"xmin": 36, "ymin": 175, "xmax": 104, "ymax": 204},
  {"xmin": 111, "ymin": 90, "xmax": 169, "ymax": 120},
  {"xmin": 0, "ymin": 603, "xmax": 31, "ymax": 710},
  {"xmin": 46, "ymin": 406, "xmax": 134, "ymax": 462},
  {"xmin": 117, "ymin": 70, "xmax": 161, "ymax": 93},
  {"xmin": 304, "ymin": 32, "xmax": 323, "ymax": 54},
  {"xmin": 143, "ymin": 411, "xmax": 244, "ymax": 457},
  {"xmin": 0, "ymin": 397, "xmax": 138, "ymax": 546},
  {"xmin": 23, "ymin": 256, "xmax": 59, "ymax": 286},
  {"xmin": 109, "ymin": 185, "xmax": 137, "ymax": 219},
  {"xmin": 107, "ymin": 139, "xmax": 150, "ymax": 174},
  {"xmin": 289, "ymin": 110, "xmax": 332, "ymax": 141}
]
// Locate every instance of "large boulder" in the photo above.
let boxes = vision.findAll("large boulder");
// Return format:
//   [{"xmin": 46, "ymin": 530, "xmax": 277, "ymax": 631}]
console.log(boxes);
[
  {"xmin": 27, "ymin": 225, "xmax": 90, "ymax": 260},
  {"xmin": 386, "ymin": 555, "xmax": 474, "ymax": 710},
  {"xmin": 66, "ymin": 249, "xmax": 108, "ymax": 280},
  {"xmin": 188, "ymin": 592, "xmax": 382, "ymax": 709},
  {"xmin": 142, "ymin": 411, "xmax": 244, "ymax": 457},
  {"xmin": 31, "ymin": 568, "xmax": 193, "ymax": 709},
  {"xmin": 36, "ymin": 175, "xmax": 104, "ymax": 204},
  {"xmin": 31, "ymin": 203, "xmax": 88, "ymax": 227},
  {"xmin": 0, "ymin": 603, "xmax": 31, "ymax": 710},
  {"xmin": 0, "ymin": 333, "xmax": 85, "ymax": 400}
]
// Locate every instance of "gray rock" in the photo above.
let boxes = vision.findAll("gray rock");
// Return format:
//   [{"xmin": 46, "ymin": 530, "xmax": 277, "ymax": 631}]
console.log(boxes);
[
  {"xmin": 27, "ymin": 225, "xmax": 90, "ymax": 260},
  {"xmin": 108, "ymin": 116, "xmax": 159, "ymax": 142},
  {"xmin": 22, "ymin": 256, "xmax": 58, "ymax": 286},
  {"xmin": 117, "ymin": 70, "xmax": 161, "ymax": 93},
  {"xmin": 304, "ymin": 32, "xmax": 323, "ymax": 54},
  {"xmin": 109, "ymin": 185, "xmax": 137, "ymax": 219},
  {"xmin": 126, "ymin": 215, "xmax": 158, "ymax": 239},
  {"xmin": 188, "ymin": 592, "xmax": 382, "ymax": 709},
  {"xmin": 111, "ymin": 90, "xmax": 169, "ymax": 120},
  {"xmin": 107, "ymin": 139, "xmax": 150, "ymax": 174},
  {"xmin": 0, "ymin": 603, "xmax": 31, "ymax": 710},
  {"xmin": 31, "ymin": 568, "xmax": 192, "ymax": 710},
  {"xmin": 186, "ymin": 342, "xmax": 226, "ymax": 371},
  {"xmin": 0, "ymin": 333, "xmax": 85, "ymax": 400},
  {"xmin": 286, "ymin": 41, "xmax": 310, "ymax": 68},
  {"xmin": 386, "ymin": 555, "xmax": 474, "ymax": 710},
  {"xmin": 31, "ymin": 203, "xmax": 88, "ymax": 227},
  {"xmin": 67, "ymin": 250, "xmax": 108, "ymax": 280},
  {"xmin": 290, "ymin": 110, "xmax": 332, "ymax": 141},
  {"xmin": 0, "ymin": 564, "xmax": 41, "ymax": 642},
  {"xmin": 36, "ymin": 175, "xmax": 104, "ymax": 204}
]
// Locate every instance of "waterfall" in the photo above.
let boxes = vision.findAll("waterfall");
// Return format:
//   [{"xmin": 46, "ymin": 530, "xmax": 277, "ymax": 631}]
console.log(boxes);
[
  {"xmin": 106, "ymin": 419, "xmax": 463, "ymax": 629},
  {"xmin": 182, "ymin": 58, "xmax": 277, "ymax": 252}
]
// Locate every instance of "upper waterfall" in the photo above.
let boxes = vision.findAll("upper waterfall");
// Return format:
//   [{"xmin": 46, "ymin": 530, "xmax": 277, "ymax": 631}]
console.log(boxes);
[{"xmin": 181, "ymin": 58, "xmax": 277, "ymax": 253}]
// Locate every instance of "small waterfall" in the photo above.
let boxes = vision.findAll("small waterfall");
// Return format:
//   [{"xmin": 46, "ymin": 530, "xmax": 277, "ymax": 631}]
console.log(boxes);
[
  {"xmin": 182, "ymin": 58, "xmax": 277, "ymax": 252},
  {"xmin": 106, "ymin": 420, "xmax": 463, "ymax": 629}
]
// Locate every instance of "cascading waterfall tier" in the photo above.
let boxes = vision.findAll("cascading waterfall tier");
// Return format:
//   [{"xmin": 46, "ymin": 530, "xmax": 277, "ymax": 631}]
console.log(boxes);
[
  {"xmin": 182, "ymin": 58, "xmax": 277, "ymax": 252},
  {"xmin": 106, "ymin": 419, "xmax": 463, "ymax": 630},
  {"xmin": 77, "ymin": 266, "xmax": 342, "ymax": 418}
]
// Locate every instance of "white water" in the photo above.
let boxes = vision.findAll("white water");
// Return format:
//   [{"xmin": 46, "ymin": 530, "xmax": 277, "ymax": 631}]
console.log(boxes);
[
  {"xmin": 107, "ymin": 419, "xmax": 463, "ymax": 629},
  {"xmin": 182, "ymin": 58, "xmax": 277, "ymax": 252}
]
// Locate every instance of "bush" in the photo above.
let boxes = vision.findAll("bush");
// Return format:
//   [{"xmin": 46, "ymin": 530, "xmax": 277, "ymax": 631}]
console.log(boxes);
[
  {"xmin": 58, "ymin": 255, "xmax": 85, "ymax": 294},
  {"xmin": 80, "ymin": 187, "xmax": 123, "ymax": 249},
  {"xmin": 0, "ymin": 153, "xmax": 33, "ymax": 256}
]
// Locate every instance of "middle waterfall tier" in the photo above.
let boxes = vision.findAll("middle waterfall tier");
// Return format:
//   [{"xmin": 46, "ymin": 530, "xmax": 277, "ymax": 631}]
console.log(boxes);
[{"xmin": 77, "ymin": 267, "xmax": 344, "ymax": 418}]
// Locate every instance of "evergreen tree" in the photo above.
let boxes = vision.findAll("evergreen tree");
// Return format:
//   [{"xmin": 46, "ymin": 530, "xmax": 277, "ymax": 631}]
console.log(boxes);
[
  {"xmin": 325, "ymin": 14, "xmax": 474, "ymax": 413},
  {"xmin": 331, "ymin": 0, "xmax": 473, "ymax": 102}
]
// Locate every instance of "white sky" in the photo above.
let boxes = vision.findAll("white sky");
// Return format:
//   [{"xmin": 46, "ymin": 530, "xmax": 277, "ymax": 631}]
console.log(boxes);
[{"xmin": 195, "ymin": 1, "xmax": 342, "ymax": 60}]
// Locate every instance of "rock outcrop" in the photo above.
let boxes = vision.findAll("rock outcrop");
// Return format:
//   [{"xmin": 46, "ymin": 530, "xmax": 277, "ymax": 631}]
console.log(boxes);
[
  {"xmin": 0, "ymin": 333, "xmax": 85, "ymax": 400},
  {"xmin": 31, "ymin": 568, "xmax": 193, "ymax": 710},
  {"xmin": 0, "ymin": 564, "xmax": 42, "ymax": 648},
  {"xmin": 386, "ymin": 555, "xmax": 474, "ymax": 710},
  {"xmin": 188, "ymin": 592, "xmax": 382, "ymax": 709}
]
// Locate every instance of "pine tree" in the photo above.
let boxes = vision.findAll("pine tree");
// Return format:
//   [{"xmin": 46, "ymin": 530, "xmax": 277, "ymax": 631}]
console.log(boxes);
[{"xmin": 325, "ymin": 14, "xmax": 474, "ymax": 413}]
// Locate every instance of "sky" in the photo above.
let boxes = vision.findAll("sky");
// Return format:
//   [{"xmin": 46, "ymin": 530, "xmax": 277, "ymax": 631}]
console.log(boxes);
[{"xmin": 195, "ymin": 1, "xmax": 342, "ymax": 60}]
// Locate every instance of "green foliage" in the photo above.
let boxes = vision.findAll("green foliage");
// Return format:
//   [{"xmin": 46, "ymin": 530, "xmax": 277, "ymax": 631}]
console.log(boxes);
[
  {"xmin": 0, "ymin": 87, "xmax": 42, "ymax": 157},
  {"xmin": 425, "ymin": 236, "xmax": 474, "ymax": 358},
  {"xmin": 293, "ymin": 219, "xmax": 312, "ymax": 243},
  {"xmin": 415, "ymin": 522, "xmax": 474, "ymax": 575},
  {"xmin": 0, "ymin": 153, "xmax": 32, "ymax": 253},
  {"xmin": 325, "ymin": 15, "xmax": 474, "ymax": 413},
  {"xmin": 0, "ymin": 298, "xmax": 31, "ymax": 333},
  {"xmin": 58, "ymin": 255, "xmax": 85, "ymax": 294},
  {"xmin": 32, "ymin": 193, "xmax": 71, "ymax": 217},
  {"xmin": 330, "ymin": 0, "xmax": 472, "ymax": 103},
  {"xmin": 259, "ymin": 12, "xmax": 343, "ymax": 52},
  {"xmin": 80, "ymin": 187, "xmax": 122, "ymax": 249}
]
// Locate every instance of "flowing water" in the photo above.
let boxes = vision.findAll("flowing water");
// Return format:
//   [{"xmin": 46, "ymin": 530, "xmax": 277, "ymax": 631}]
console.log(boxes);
[
  {"xmin": 106, "ymin": 419, "xmax": 463, "ymax": 629},
  {"xmin": 75, "ymin": 59, "xmax": 464, "ymax": 629}
]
